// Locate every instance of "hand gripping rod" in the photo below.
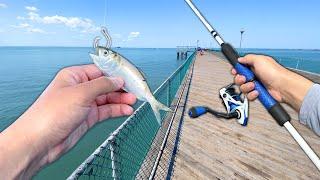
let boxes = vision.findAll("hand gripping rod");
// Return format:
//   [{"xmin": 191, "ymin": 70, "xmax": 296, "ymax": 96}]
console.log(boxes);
[{"xmin": 185, "ymin": 0, "xmax": 320, "ymax": 170}]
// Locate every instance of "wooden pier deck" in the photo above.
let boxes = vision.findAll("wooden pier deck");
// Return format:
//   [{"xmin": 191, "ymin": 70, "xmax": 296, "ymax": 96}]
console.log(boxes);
[{"xmin": 171, "ymin": 52, "xmax": 320, "ymax": 179}]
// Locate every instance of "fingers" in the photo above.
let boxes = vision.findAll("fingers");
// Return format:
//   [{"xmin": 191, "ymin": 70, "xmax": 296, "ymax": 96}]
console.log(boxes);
[
  {"xmin": 75, "ymin": 77, "xmax": 124, "ymax": 101},
  {"xmin": 55, "ymin": 64, "xmax": 104, "ymax": 87},
  {"xmin": 80, "ymin": 64, "xmax": 104, "ymax": 80},
  {"xmin": 232, "ymin": 55, "xmax": 264, "ymax": 101},
  {"xmin": 231, "ymin": 68, "xmax": 237, "ymax": 75},
  {"xmin": 240, "ymin": 81, "xmax": 255, "ymax": 93},
  {"xmin": 247, "ymin": 90, "xmax": 259, "ymax": 101},
  {"xmin": 238, "ymin": 54, "xmax": 257, "ymax": 66},
  {"xmin": 239, "ymin": 81, "xmax": 259, "ymax": 101},
  {"xmin": 96, "ymin": 92, "xmax": 137, "ymax": 106},
  {"xmin": 234, "ymin": 74, "xmax": 246, "ymax": 86},
  {"xmin": 98, "ymin": 104, "xmax": 134, "ymax": 121}
]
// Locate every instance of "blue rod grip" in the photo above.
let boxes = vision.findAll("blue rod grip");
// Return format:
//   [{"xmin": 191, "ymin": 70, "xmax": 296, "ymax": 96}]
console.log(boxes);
[
  {"xmin": 221, "ymin": 43, "xmax": 290, "ymax": 126},
  {"xmin": 234, "ymin": 63, "xmax": 276, "ymax": 109}
]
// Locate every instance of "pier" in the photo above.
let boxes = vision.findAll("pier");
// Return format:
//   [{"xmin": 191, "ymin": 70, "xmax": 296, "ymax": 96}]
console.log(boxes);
[
  {"xmin": 69, "ymin": 51, "xmax": 320, "ymax": 179},
  {"xmin": 171, "ymin": 51, "xmax": 320, "ymax": 179},
  {"xmin": 176, "ymin": 46, "xmax": 196, "ymax": 60}
]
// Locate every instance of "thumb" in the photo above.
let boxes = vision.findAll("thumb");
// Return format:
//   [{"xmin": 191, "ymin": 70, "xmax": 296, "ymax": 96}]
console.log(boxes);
[
  {"xmin": 238, "ymin": 54, "xmax": 257, "ymax": 66},
  {"xmin": 75, "ymin": 77, "xmax": 124, "ymax": 100}
]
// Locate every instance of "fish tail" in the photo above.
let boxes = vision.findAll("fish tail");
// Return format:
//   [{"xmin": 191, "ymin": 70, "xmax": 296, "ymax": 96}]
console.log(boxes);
[{"xmin": 149, "ymin": 98, "xmax": 173, "ymax": 125}]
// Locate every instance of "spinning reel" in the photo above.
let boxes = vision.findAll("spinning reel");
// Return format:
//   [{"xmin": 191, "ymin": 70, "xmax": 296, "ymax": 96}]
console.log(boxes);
[{"xmin": 188, "ymin": 84, "xmax": 249, "ymax": 126}]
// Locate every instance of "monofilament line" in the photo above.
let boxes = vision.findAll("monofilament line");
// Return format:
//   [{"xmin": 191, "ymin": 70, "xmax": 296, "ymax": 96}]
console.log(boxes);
[{"xmin": 103, "ymin": 0, "xmax": 107, "ymax": 26}]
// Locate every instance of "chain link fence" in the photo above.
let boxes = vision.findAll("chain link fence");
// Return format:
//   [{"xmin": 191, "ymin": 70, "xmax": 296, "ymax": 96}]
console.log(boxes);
[{"xmin": 68, "ymin": 52, "xmax": 196, "ymax": 180}]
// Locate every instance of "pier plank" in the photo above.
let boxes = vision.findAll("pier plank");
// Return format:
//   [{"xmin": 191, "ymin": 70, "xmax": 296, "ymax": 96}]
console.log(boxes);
[{"xmin": 172, "ymin": 52, "xmax": 320, "ymax": 179}]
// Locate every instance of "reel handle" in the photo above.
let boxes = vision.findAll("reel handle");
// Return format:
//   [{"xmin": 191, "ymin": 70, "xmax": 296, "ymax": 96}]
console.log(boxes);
[
  {"xmin": 221, "ymin": 43, "xmax": 290, "ymax": 126},
  {"xmin": 188, "ymin": 106, "xmax": 207, "ymax": 118}
]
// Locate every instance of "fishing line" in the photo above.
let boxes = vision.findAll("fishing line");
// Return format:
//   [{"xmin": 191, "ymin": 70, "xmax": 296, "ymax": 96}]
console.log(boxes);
[
  {"xmin": 103, "ymin": 0, "xmax": 107, "ymax": 27},
  {"xmin": 185, "ymin": 0, "xmax": 320, "ymax": 171}
]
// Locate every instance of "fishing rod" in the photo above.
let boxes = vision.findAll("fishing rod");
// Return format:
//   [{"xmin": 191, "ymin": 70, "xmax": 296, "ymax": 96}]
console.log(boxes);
[{"xmin": 185, "ymin": 0, "xmax": 320, "ymax": 170}]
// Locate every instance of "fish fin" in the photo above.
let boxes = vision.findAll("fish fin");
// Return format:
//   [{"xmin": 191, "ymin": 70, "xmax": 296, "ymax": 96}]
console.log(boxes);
[{"xmin": 149, "ymin": 98, "xmax": 173, "ymax": 125}]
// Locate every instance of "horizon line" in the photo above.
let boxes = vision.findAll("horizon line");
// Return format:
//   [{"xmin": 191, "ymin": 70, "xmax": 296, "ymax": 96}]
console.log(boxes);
[{"xmin": 0, "ymin": 46, "xmax": 319, "ymax": 51}]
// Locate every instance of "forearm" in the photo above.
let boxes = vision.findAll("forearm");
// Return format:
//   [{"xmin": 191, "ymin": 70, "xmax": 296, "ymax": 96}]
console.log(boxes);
[
  {"xmin": 280, "ymin": 69, "xmax": 314, "ymax": 112},
  {"xmin": 0, "ymin": 113, "xmax": 46, "ymax": 179}
]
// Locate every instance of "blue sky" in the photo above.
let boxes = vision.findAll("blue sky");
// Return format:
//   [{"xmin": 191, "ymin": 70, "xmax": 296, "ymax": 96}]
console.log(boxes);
[{"xmin": 0, "ymin": 0, "xmax": 320, "ymax": 48}]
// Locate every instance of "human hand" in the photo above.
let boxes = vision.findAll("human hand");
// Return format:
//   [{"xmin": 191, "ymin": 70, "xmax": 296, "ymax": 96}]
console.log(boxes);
[
  {"xmin": 231, "ymin": 54, "xmax": 313, "ymax": 111},
  {"xmin": 0, "ymin": 64, "xmax": 136, "ymax": 179}
]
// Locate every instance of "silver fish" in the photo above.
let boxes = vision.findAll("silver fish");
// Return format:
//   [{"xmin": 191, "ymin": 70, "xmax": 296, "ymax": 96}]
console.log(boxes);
[{"xmin": 89, "ymin": 28, "xmax": 171, "ymax": 124}]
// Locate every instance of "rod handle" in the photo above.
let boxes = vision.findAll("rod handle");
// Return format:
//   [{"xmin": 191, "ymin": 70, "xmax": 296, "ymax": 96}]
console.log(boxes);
[{"xmin": 221, "ymin": 43, "xmax": 290, "ymax": 126}]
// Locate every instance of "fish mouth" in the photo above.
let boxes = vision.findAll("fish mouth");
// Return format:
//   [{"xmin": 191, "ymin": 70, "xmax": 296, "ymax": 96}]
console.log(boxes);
[
  {"xmin": 89, "ymin": 53, "xmax": 113, "ymax": 67},
  {"xmin": 89, "ymin": 53, "xmax": 98, "ymax": 61},
  {"xmin": 89, "ymin": 53, "xmax": 102, "ymax": 67}
]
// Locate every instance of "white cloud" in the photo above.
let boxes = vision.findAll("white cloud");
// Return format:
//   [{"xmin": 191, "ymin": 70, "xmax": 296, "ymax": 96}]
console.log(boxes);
[
  {"xmin": 15, "ymin": 7, "xmax": 99, "ymax": 34},
  {"xmin": 21, "ymin": 10, "xmax": 99, "ymax": 33},
  {"xmin": 128, "ymin": 32, "xmax": 140, "ymax": 38},
  {"xmin": 11, "ymin": 23, "xmax": 47, "ymax": 34},
  {"xmin": 126, "ymin": 32, "xmax": 140, "ymax": 41},
  {"xmin": 27, "ymin": 28, "xmax": 46, "ymax": 34},
  {"xmin": 11, "ymin": 23, "xmax": 32, "ymax": 28},
  {"xmin": 112, "ymin": 33, "xmax": 122, "ymax": 39},
  {"xmin": 17, "ymin": 16, "xmax": 25, "ymax": 20},
  {"xmin": 25, "ymin": 6, "xmax": 38, "ymax": 11},
  {"xmin": 0, "ymin": 3, "xmax": 7, "ymax": 8},
  {"xmin": 27, "ymin": 11, "xmax": 40, "ymax": 21}
]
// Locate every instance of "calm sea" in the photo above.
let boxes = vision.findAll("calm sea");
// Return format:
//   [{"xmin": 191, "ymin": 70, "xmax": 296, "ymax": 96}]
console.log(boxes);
[
  {"xmin": 0, "ymin": 47, "xmax": 186, "ymax": 179},
  {"xmin": 239, "ymin": 48, "xmax": 320, "ymax": 73},
  {"xmin": 0, "ymin": 47, "xmax": 319, "ymax": 179}
]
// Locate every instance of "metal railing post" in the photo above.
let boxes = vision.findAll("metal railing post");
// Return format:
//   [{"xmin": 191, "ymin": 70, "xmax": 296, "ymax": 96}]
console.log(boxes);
[
  {"xmin": 296, "ymin": 59, "xmax": 300, "ymax": 69},
  {"xmin": 110, "ymin": 142, "xmax": 117, "ymax": 180},
  {"xmin": 167, "ymin": 80, "xmax": 171, "ymax": 106}
]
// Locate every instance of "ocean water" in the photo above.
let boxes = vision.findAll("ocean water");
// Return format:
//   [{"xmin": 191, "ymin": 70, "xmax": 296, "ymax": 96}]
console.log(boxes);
[
  {"xmin": 239, "ymin": 49, "xmax": 320, "ymax": 73},
  {"xmin": 0, "ymin": 47, "xmax": 186, "ymax": 179},
  {"xmin": 0, "ymin": 47, "xmax": 319, "ymax": 179}
]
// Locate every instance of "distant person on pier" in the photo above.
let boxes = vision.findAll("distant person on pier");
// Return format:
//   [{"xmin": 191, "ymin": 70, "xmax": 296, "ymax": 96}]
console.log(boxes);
[
  {"xmin": 197, "ymin": 47, "xmax": 204, "ymax": 56},
  {"xmin": 231, "ymin": 54, "xmax": 320, "ymax": 136}
]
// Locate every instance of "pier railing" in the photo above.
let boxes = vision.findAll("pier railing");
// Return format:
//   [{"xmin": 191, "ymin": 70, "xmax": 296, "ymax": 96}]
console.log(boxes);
[
  {"xmin": 68, "ymin": 52, "xmax": 196, "ymax": 180},
  {"xmin": 211, "ymin": 49, "xmax": 320, "ymax": 74},
  {"xmin": 275, "ymin": 56, "xmax": 320, "ymax": 74}
]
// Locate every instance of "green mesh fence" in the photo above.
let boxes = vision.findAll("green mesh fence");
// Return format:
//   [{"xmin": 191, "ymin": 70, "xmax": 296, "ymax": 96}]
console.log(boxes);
[{"xmin": 68, "ymin": 52, "xmax": 196, "ymax": 180}]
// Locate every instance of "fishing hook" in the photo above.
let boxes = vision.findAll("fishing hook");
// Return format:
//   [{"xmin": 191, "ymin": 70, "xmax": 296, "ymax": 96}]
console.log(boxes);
[
  {"xmin": 92, "ymin": 27, "xmax": 112, "ymax": 49},
  {"xmin": 93, "ymin": 36, "xmax": 101, "ymax": 49},
  {"xmin": 101, "ymin": 27, "xmax": 112, "ymax": 49}
]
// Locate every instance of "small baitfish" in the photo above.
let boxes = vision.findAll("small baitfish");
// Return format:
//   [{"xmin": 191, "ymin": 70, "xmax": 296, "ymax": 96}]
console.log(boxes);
[{"xmin": 89, "ymin": 28, "xmax": 171, "ymax": 125}]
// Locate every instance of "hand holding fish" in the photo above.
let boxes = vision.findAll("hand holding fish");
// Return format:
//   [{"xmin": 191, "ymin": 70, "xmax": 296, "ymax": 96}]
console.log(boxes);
[
  {"xmin": 91, "ymin": 27, "xmax": 172, "ymax": 124},
  {"xmin": 0, "ymin": 64, "xmax": 136, "ymax": 179}
]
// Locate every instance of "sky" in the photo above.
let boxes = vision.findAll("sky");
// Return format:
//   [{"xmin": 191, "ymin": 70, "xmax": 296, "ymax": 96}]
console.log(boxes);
[{"xmin": 0, "ymin": 0, "xmax": 320, "ymax": 48}]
